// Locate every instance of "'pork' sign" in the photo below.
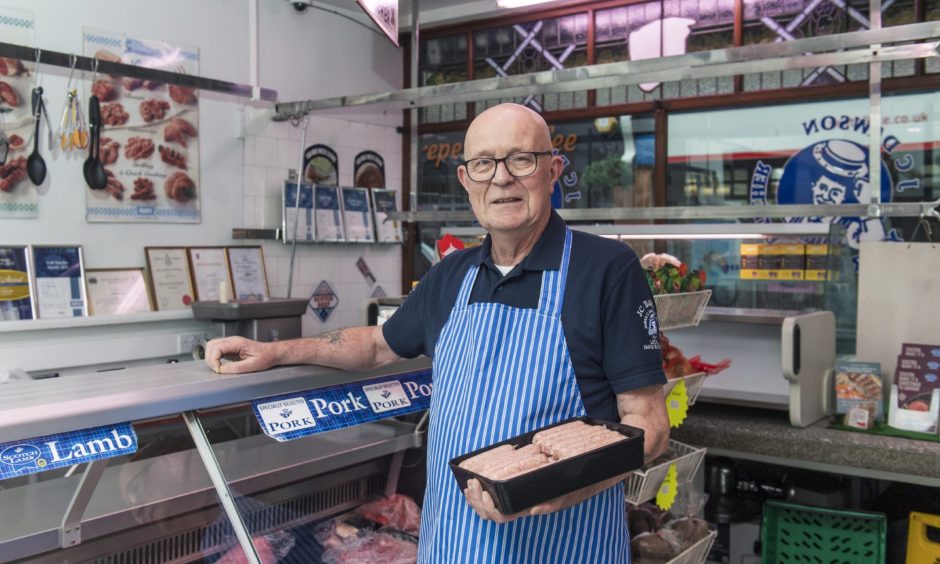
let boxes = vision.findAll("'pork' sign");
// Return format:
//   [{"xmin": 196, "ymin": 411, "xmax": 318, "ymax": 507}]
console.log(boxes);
[{"xmin": 252, "ymin": 369, "xmax": 433, "ymax": 442}]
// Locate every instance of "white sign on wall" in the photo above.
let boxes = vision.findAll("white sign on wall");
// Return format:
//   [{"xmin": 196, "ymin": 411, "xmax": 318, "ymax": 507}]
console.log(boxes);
[{"xmin": 357, "ymin": 0, "xmax": 398, "ymax": 47}]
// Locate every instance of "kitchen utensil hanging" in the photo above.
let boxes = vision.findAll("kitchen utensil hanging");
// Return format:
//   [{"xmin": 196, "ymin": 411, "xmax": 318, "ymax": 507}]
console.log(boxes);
[
  {"xmin": 26, "ymin": 50, "xmax": 47, "ymax": 186},
  {"xmin": 84, "ymin": 59, "xmax": 107, "ymax": 190},
  {"xmin": 56, "ymin": 54, "xmax": 88, "ymax": 154}
]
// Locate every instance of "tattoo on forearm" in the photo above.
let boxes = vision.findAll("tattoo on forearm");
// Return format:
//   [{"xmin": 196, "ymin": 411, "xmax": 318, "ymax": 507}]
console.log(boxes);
[{"xmin": 314, "ymin": 330, "xmax": 344, "ymax": 346}]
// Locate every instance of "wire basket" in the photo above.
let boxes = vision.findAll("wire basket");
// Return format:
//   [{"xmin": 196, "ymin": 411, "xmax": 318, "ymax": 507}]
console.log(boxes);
[
  {"xmin": 654, "ymin": 290, "xmax": 712, "ymax": 331},
  {"xmin": 625, "ymin": 440, "xmax": 707, "ymax": 505},
  {"xmin": 667, "ymin": 529, "xmax": 718, "ymax": 564},
  {"xmin": 663, "ymin": 372, "xmax": 707, "ymax": 406},
  {"xmin": 761, "ymin": 501, "xmax": 886, "ymax": 564}
]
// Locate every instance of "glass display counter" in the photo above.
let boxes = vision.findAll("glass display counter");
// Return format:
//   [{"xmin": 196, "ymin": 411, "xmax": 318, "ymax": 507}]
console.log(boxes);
[{"xmin": 0, "ymin": 358, "xmax": 431, "ymax": 563}]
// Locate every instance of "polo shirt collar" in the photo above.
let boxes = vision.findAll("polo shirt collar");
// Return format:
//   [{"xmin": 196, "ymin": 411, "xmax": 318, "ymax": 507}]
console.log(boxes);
[{"xmin": 471, "ymin": 210, "xmax": 566, "ymax": 271}]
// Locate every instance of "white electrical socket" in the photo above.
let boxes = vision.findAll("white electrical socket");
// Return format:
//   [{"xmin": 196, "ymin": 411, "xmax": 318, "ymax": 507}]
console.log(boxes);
[{"xmin": 177, "ymin": 332, "xmax": 207, "ymax": 354}]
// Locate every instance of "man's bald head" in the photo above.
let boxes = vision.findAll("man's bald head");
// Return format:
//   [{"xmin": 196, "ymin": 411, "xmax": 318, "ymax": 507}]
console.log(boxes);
[{"xmin": 463, "ymin": 103, "xmax": 552, "ymax": 158}]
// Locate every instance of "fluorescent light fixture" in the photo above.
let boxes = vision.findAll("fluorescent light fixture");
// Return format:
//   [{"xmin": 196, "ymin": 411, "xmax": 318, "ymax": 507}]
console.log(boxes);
[
  {"xmin": 496, "ymin": 0, "xmax": 556, "ymax": 8},
  {"xmin": 600, "ymin": 233, "xmax": 768, "ymax": 240}
]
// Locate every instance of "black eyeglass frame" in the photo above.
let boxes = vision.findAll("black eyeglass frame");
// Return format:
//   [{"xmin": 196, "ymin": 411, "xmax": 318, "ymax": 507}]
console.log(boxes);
[{"xmin": 461, "ymin": 151, "xmax": 554, "ymax": 182}]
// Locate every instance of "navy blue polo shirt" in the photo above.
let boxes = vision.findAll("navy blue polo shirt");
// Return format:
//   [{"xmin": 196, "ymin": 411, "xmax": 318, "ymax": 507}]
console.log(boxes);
[{"xmin": 382, "ymin": 210, "xmax": 666, "ymax": 422}]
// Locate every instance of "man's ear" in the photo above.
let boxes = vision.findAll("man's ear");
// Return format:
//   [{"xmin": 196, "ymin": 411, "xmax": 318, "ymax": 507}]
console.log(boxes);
[
  {"xmin": 548, "ymin": 155, "xmax": 564, "ymax": 185},
  {"xmin": 457, "ymin": 165, "xmax": 471, "ymax": 194}
]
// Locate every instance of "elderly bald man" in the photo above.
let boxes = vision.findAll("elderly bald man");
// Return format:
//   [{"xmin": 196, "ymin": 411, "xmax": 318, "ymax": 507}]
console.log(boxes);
[{"xmin": 206, "ymin": 103, "xmax": 669, "ymax": 563}]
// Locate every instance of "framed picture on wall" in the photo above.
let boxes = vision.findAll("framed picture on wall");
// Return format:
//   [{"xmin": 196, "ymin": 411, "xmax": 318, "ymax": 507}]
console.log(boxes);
[
  {"xmin": 85, "ymin": 268, "xmax": 154, "ymax": 316},
  {"xmin": 30, "ymin": 245, "xmax": 88, "ymax": 319},
  {"xmin": 371, "ymin": 189, "xmax": 403, "ymax": 243},
  {"xmin": 226, "ymin": 246, "xmax": 269, "ymax": 300},
  {"xmin": 145, "ymin": 247, "xmax": 196, "ymax": 311},
  {"xmin": 0, "ymin": 246, "xmax": 36, "ymax": 321},
  {"xmin": 341, "ymin": 187, "xmax": 375, "ymax": 243},
  {"xmin": 314, "ymin": 185, "xmax": 346, "ymax": 242},
  {"xmin": 187, "ymin": 247, "xmax": 232, "ymax": 301}
]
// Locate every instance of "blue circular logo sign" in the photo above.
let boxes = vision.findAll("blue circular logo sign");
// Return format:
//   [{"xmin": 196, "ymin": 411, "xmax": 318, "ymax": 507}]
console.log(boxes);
[
  {"xmin": 1, "ymin": 444, "xmax": 41, "ymax": 467},
  {"xmin": 777, "ymin": 139, "xmax": 892, "ymax": 206}
]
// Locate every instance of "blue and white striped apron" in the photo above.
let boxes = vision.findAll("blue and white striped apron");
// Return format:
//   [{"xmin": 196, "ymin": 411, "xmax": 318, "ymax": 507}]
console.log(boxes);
[{"xmin": 418, "ymin": 228, "xmax": 631, "ymax": 563}]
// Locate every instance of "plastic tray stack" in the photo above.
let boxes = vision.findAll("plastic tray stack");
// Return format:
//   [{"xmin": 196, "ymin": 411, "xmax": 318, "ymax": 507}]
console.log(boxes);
[
  {"xmin": 653, "ymin": 290, "xmax": 712, "ymax": 331},
  {"xmin": 666, "ymin": 530, "xmax": 718, "ymax": 564},
  {"xmin": 624, "ymin": 440, "xmax": 707, "ymax": 505},
  {"xmin": 663, "ymin": 372, "xmax": 708, "ymax": 406}
]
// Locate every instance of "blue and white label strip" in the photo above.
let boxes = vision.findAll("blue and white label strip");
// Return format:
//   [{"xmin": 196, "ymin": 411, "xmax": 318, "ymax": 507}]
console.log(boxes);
[
  {"xmin": 252, "ymin": 369, "xmax": 432, "ymax": 442},
  {"xmin": 0, "ymin": 423, "xmax": 138, "ymax": 481}
]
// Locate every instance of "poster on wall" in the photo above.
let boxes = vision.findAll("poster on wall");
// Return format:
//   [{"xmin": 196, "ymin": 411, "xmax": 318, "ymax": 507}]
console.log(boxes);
[
  {"xmin": 31, "ymin": 245, "xmax": 87, "ymax": 319},
  {"xmin": 282, "ymin": 180, "xmax": 315, "ymax": 243},
  {"xmin": 83, "ymin": 27, "xmax": 200, "ymax": 223},
  {"xmin": 303, "ymin": 144, "xmax": 338, "ymax": 186},
  {"xmin": 0, "ymin": 7, "xmax": 37, "ymax": 219},
  {"xmin": 354, "ymin": 150, "xmax": 385, "ymax": 188},
  {"xmin": 0, "ymin": 246, "xmax": 35, "ymax": 320}
]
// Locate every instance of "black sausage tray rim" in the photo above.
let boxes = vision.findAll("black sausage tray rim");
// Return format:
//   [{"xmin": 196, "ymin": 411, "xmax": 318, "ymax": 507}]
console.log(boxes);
[{"xmin": 448, "ymin": 416, "xmax": 645, "ymax": 515}]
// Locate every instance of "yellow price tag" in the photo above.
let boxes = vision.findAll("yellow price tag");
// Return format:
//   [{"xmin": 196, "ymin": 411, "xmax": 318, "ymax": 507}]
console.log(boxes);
[
  {"xmin": 655, "ymin": 462, "xmax": 678, "ymax": 511},
  {"xmin": 666, "ymin": 379, "xmax": 689, "ymax": 428}
]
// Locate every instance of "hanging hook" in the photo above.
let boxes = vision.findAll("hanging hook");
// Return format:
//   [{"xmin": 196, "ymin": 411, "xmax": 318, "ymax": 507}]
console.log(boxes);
[
  {"xmin": 32, "ymin": 48, "xmax": 42, "ymax": 88},
  {"xmin": 66, "ymin": 53, "xmax": 77, "ymax": 91}
]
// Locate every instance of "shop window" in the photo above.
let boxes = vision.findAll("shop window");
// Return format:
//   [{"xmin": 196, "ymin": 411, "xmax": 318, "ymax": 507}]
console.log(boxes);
[
  {"xmin": 742, "ymin": 0, "xmax": 917, "ymax": 90},
  {"xmin": 419, "ymin": 34, "xmax": 468, "ymax": 124},
  {"xmin": 471, "ymin": 13, "xmax": 589, "ymax": 113},
  {"xmin": 594, "ymin": 0, "xmax": 735, "ymax": 106}
]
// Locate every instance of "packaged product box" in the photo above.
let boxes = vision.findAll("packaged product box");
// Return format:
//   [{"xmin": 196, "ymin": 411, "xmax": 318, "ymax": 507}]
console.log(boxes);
[
  {"xmin": 805, "ymin": 244, "xmax": 828, "ymax": 281},
  {"xmin": 834, "ymin": 361, "xmax": 884, "ymax": 420},
  {"xmin": 777, "ymin": 244, "xmax": 806, "ymax": 281},
  {"xmin": 900, "ymin": 343, "xmax": 940, "ymax": 360},
  {"xmin": 739, "ymin": 244, "xmax": 761, "ymax": 280},
  {"xmin": 757, "ymin": 244, "xmax": 782, "ymax": 280},
  {"xmin": 895, "ymin": 367, "xmax": 940, "ymax": 413}
]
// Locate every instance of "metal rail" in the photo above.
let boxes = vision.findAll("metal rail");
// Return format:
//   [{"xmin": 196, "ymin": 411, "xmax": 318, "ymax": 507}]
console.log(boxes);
[
  {"xmin": 273, "ymin": 21, "xmax": 940, "ymax": 119},
  {"xmin": 0, "ymin": 41, "xmax": 277, "ymax": 102},
  {"xmin": 387, "ymin": 200, "xmax": 940, "ymax": 223}
]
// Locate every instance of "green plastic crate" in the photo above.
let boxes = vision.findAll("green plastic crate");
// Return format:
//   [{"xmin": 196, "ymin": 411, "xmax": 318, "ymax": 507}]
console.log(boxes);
[{"xmin": 761, "ymin": 501, "xmax": 887, "ymax": 563}]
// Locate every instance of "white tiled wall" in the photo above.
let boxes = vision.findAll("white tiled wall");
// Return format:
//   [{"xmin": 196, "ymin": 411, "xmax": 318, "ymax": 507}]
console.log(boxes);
[{"xmin": 242, "ymin": 107, "xmax": 404, "ymax": 336}]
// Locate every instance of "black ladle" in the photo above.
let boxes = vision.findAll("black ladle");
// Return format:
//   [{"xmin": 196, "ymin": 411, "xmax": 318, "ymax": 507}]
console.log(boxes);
[
  {"xmin": 84, "ymin": 95, "xmax": 107, "ymax": 189},
  {"xmin": 26, "ymin": 86, "xmax": 46, "ymax": 186}
]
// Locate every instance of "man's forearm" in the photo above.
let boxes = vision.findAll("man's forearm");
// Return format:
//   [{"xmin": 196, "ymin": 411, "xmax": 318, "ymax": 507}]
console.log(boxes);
[
  {"xmin": 622, "ymin": 410, "xmax": 669, "ymax": 463},
  {"xmin": 270, "ymin": 326, "xmax": 395, "ymax": 372}
]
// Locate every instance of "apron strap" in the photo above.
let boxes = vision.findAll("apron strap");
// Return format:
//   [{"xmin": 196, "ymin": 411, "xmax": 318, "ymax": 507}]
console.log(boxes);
[
  {"xmin": 538, "ymin": 227, "xmax": 573, "ymax": 317},
  {"xmin": 456, "ymin": 263, "xmax": 479, "ymax": 306}
]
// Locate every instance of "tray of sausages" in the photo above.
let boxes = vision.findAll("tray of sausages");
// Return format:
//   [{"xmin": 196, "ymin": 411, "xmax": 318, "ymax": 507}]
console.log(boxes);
[{"xmin": 449, "ymin": 417, "xmax": 645, "ymax": 515}]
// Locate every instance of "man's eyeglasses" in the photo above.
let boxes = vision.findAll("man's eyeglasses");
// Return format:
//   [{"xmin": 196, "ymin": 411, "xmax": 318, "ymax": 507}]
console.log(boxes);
[{"xmin": 462, "ymin": 151, "xmax": 553, "ymax": 182}]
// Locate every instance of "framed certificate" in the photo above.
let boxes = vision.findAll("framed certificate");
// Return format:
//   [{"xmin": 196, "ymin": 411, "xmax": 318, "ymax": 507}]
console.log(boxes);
[
  {"xmin": 227, "ymin": 246, "xmax": 269, "ymax": 300},
  {"xmin": 341, "ymin": 187, "xmax": 375, "ymax": 242},
  {"xmin": 30, "ymin": 245, "xmax": 88, "ymax": 319},
  {"xmin": 145, "ymin": 247, "xmax": 195, "ymax": 311},
  {"xmin": 315, "ymin": 185, "xmax": 345, "ymax": 242},
  {"xmin": 371, "ymin": 189, "xmax": 403, "ymax": 243},
  {"xmin": 282, "ymin": 181, "xmax": 315, "ymax": 243},
  {"xmin": 85, "ymin": 268, "xmax": 154, "ymax": 316},
  {"xmin": 0, "ymin": 246, "xmax": 35, "ymax": 321},
  {"xmin": 187, "ymin": 247, "xmax": 233, "ymax": 301}
]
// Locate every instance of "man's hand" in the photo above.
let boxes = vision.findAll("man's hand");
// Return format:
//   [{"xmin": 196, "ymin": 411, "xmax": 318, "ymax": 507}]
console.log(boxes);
[
  {"xmin": 640, "ymin": 252, "xmax": 681, "ymax": 270},
  {"xmin": 205, "ymin": 336, "xmax": 278, "ymax": 374},
  {"xmin": 463, "ymin": 473, "xmax": 627, "ymax": 524}
]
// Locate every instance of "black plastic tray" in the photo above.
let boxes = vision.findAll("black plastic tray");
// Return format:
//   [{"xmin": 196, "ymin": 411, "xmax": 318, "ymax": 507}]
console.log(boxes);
[{"xmin": 448, "ymin": 416, "xmax": 645, "ymax": 514}]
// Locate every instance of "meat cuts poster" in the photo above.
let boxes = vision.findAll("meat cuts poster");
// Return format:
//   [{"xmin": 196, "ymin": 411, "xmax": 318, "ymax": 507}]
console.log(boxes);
[
  {"xmin": 83, "ymin": 28, "xmax": 200, "ymax": 223},
  {"xmin": 0, "ymin": 7, "xmax": 37, "ymax": 218}
]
